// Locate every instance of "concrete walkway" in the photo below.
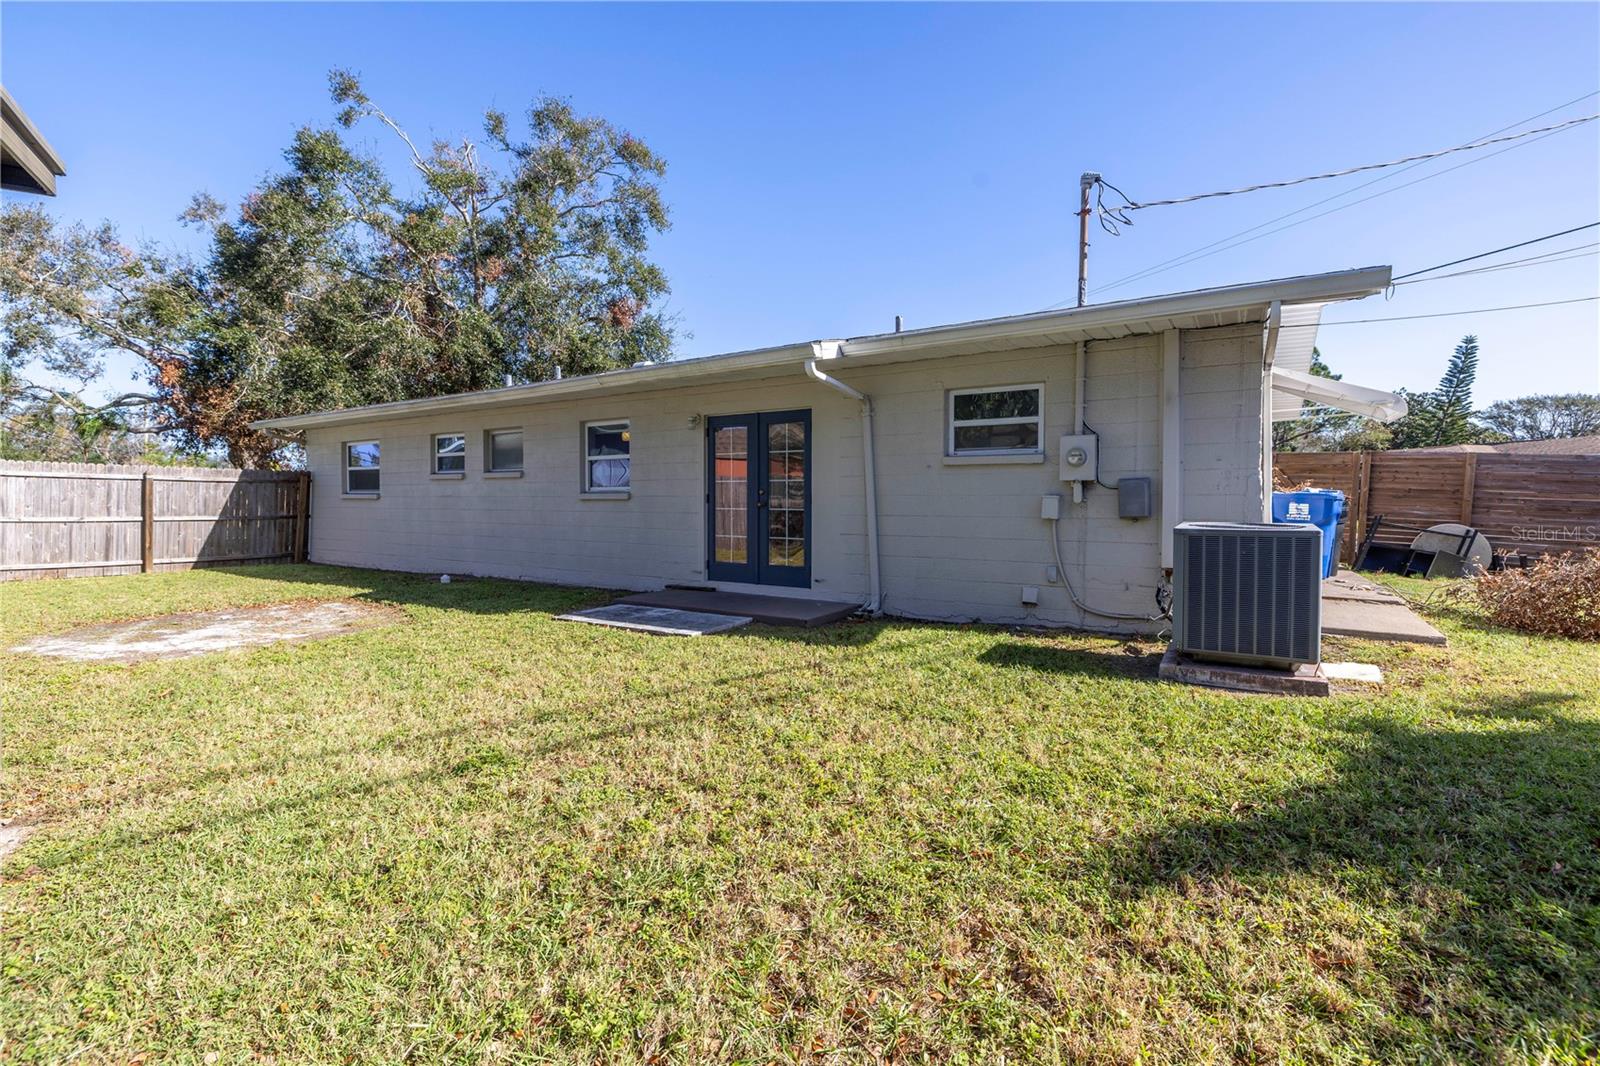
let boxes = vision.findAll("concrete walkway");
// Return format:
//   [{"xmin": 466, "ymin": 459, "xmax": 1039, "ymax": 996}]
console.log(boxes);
[{"xmin": 1322, "ymin": 572, "xmax": 1446, "ymax": 645}]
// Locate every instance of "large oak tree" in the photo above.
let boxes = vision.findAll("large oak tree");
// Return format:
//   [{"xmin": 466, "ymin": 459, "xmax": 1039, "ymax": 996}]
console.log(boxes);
[{"xmin": 1, "ymin": 72, "xmax": 674, "ymax": 466}]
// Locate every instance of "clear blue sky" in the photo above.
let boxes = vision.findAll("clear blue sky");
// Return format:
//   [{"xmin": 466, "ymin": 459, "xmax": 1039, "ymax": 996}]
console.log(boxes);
[{"xmin": 4, "ymin": 2, "xmax": 1597, "ymax": 406}]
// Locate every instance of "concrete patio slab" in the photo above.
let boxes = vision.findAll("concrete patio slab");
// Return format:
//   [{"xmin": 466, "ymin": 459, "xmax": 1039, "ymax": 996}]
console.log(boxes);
[
  {"xmin": 11, "ymin": 600, "xmax": 398, "ymax": 663},
  {"xmin": 1322, "ymin": 573, "xmax": 1446, "ymax": 645},
  {"xmin": 615, "ymin": 589, "xmax": 860, "ymax": 627},
  {"xmin": 557, "ymin": 604, "xmax": 752, "ymax": 636}
]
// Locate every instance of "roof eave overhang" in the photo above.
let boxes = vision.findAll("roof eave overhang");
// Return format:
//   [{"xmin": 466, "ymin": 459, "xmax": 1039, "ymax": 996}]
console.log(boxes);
[
  {"xmin": 841, "ymin": 266, "xmax": 1390, "ymax": 364},
  {"xmin": 253, "ymin": 266, "xmax": 1393, "ymax": 432},
  {"xmin": 0, "ymin": 88, "xmax": 66, "ymax": 196},
  {"xmin": 253, "ymin": 342, "xmax": 817, "ymax": 432}
]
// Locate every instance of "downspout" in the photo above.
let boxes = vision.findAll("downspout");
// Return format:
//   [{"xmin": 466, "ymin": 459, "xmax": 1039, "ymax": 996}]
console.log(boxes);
[
  {"xmin": 806, "ymin": 341, "xmax": 881, "ymax": 614},
  {"xmin": 1260, "ymin": 300, "xmax": 1282, "ymax": 521}
]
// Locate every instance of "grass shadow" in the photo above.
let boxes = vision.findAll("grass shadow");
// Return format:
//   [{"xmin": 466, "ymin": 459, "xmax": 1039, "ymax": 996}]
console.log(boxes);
[
  {"xmin": 977, "ymin": 641, "xmax": 1164, "ymax": 682},
  {"xmin": 1102, "ymin": 690, "xmax": 1600, "ymax": 1054}
]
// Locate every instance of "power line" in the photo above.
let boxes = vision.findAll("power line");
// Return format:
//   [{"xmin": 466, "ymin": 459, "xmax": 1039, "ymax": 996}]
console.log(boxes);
[
  {"xmin": 1075, "ymin": 91, "xmax": 1600, "ymax": 301},
  {"xmin": 1108, "ymin": 113, "xmax": 1598, "ymax": 211},
  {"xmin": 1278, "ymin": 295, "xmax": 1597, "ymax": 328},
  {"xmin": 1088, "ymin": 126, "xmax": 1580, "ymax": 298},
  {"xmin": 1389, "ymin": 222, "xmax": 1600, "ymax": 281},
  {"xmin": 1391, "ymin": 246, "xmax": 1597, "ymax": 286},
  {"xmin": 1088, "ymin": 91, "xmax": 1599, "ymax": 295}
]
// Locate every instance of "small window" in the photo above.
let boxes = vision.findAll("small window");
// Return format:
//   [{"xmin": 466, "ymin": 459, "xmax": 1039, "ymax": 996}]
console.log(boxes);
[
  {"xmin": 345, "ymin": 440, "xmax": 380, "ymax": 494},
  {"xmin": 584, "ymin": 420, "xmax": 630, "ymax": 492},
  {"xmin": 433, "ymin": 433, "xmax": 466, "ymax": 474},
  {"xmin": 487, "ymin": 428, "xmax": 523, "ymax": 472},
  {"xmin": 947, "ymin": 385, "xmax": 1043, "ymax": 455}
]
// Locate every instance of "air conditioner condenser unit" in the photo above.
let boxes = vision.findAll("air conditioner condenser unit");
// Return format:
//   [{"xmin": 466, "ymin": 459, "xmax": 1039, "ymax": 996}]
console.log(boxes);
[{"xmin": 1172, "ymin": 522, "xmax": 1323, "ymax": 669}]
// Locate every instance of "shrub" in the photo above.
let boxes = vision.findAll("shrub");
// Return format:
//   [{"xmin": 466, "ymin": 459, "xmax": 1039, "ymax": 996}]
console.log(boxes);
[{"xmin": 1470, "ymin": 548, "xmax": 1600, "ymax": 640}]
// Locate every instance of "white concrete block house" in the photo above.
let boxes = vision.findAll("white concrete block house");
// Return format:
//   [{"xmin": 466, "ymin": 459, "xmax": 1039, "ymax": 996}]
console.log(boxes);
[{"xmin": 256, "ymin": 268, "xmax": 1402, "ymax": 633}]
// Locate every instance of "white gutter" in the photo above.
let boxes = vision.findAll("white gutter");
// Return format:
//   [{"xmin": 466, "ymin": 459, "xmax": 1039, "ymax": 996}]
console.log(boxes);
[
  {"xmin": 805, "ymin": 341, "xmax": 881, "ymax": 614},
  {"xmin": 1271, "ymin": 368, "xmax": 1409, "ymax": 422}
]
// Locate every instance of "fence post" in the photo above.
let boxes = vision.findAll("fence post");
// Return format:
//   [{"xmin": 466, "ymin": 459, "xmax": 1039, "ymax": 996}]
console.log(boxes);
[
  {"xmin": 1352, "ymin": 452, "xmax": 1373, "ymax": 565},
  {"xmin": 293, "ymin": 472, "xmax": 310, "ymax": 564},
  {"xmin": 1460, "ymin": 454, "xmax": 1478, "ymax": 526},
  {"xmin": 140, "ymin": 472, "xmax": 154, "ymax": 573}
]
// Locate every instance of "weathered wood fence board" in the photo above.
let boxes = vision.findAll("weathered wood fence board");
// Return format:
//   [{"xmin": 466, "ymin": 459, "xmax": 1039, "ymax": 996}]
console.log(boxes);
[
  {"xmin": 1275, "ymin": 450, "xmax": 1600, "ymax": 563},
  {"xmin": 0, "ymin": 461, "xmax": 309, "ymax": 581}
]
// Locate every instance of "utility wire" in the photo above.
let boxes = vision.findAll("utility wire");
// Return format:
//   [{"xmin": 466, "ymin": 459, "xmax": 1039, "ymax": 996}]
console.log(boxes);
[
  {"xmin": 1089, "ymin": 126, "xmax": 1580, "ymax": 298},
  {"xmin": 1277, "ymin": 295, "xmax": 1597, "ymax": 328},
  {"xmin": 1391, "ymin": 246, "xmax": 1597, "ymax": 286},
  {"xmin": 1389, "ymin": 223, "xmax": 1600, "ymax": 281},
  {"xmin": 1082, "ymin": 91, "xmax": 1599, "ymax": 296},
  {"xmin": 1107, "ymin": 114, "xmax": 1598, "ymax": 211},
  {"xmin": 1077, "ymin": 91, "xmax": 1600, "ymax": 300}
]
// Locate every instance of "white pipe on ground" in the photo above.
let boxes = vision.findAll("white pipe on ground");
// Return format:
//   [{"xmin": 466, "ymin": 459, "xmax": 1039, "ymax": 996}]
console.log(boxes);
[{"xmin": 805, "ymin": 342, "xmax": 881, "ymax": 614}]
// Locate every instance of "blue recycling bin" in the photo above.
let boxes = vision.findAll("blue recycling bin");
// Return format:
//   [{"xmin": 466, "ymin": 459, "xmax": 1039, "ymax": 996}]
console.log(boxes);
[{"xmin": 1272, "ymin": 489, "xmax": 1346, "ymax": 579}]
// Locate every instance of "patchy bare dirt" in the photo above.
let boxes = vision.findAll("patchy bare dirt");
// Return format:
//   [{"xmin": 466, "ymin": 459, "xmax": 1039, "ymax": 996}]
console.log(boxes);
[
  {"xmin": 11, "ymin": 600, "xmax": 400, "ymax": 663},
  {"xmin": 0, "ymin": 819, "xmax": 36, "ymax": 866}
]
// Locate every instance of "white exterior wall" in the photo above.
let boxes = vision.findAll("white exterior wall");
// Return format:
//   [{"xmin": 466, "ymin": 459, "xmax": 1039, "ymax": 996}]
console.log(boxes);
[{"xmin": 302, "ymin": 324, "xmax": 1265, "ymax": 632}]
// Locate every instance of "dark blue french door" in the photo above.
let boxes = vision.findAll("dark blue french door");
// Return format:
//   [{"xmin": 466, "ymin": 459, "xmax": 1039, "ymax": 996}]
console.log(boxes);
[{"xmin": 706, "ymin": 409, "xmax": 811, "ymax": 587}]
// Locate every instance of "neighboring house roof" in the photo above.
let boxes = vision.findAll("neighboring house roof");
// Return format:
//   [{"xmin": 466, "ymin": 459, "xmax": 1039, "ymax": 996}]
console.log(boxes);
[
  {"xmin": 1396, "ymin": 435, "xmax": 1600, "ymax": 456},
  {"xmin": 254, "ymin": 266, "xmax": 1393, "ymax": 432},
  {"xmin": 1489, "ymin": 434, "xmax": 1600, "ymax": 455},
  {"xmin": 1, "ymin": 88, "xmax": 66, "ymax": 196}
]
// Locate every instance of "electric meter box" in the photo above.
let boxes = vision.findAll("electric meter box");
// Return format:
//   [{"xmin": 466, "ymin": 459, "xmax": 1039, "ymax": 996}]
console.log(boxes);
[{"xmin": 1058, "ymin": 434, "xmax": 1098, "ymax": 482}]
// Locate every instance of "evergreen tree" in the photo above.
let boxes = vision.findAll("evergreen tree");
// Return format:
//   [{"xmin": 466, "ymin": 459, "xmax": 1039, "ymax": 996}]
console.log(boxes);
[
  {"xmin": 1432, "ymin": 335, "xmax": 1479, "ymax": 444},
  {"xmin": 1388, "ymin": 335, "xmax": 1486, "ymax": 449}
]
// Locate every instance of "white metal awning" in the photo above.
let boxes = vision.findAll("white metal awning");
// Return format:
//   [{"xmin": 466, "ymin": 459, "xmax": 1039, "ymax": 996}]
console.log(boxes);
[{"xmin": 1270, "ymin": 366, "xmax": 1408, "ymax": 422}]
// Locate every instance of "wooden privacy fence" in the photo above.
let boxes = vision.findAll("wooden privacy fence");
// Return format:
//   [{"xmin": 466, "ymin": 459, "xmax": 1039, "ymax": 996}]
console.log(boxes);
[
  {"xmin": 1274, "ymin": 450, "xmax": 1600, "ymax": 565},
  {"xmin": 0, "ymin": 461, "xmax": 309, "ymax": 581}
]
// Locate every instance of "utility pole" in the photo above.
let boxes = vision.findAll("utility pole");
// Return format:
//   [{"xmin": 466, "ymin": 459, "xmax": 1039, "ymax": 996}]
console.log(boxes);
[{"xmin": 1077, "ymin": 172, "xmax": 1099, "ymax": 307}]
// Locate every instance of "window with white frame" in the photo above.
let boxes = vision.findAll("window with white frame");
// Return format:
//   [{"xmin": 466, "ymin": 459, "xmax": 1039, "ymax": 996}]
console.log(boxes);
[
  {"xmin": 433, "ymin": 433, "xmax": 466, "ymax": 474},
  {"xmin": 486, "ymin": 428, "xmax": 523, "ymax": 472},
  {"xmin": 947, "ymin": 385, "xmax": 1043, "ymax": 455},
  {"xmin": 584, "ymin": 420, "xmax": 630, "ymax": 491},
  {"xmin": 345, "ymin": 440, "xmax": 380, "ymax": 494}
]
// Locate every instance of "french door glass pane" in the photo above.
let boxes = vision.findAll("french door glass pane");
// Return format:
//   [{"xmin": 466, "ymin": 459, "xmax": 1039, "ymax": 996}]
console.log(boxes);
[
  {"xmin": 766, "ymin": 420, "xmax": 805, "ymax": 568},
  {"xmin": 713, "ymin": 426, "xmax": 748, "ymax": 564}
]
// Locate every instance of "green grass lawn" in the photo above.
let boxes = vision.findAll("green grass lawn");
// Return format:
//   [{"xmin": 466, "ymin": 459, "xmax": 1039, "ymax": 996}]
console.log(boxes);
[{"xmin": 3, "ymin": 566, "xmax": 1596, "ymax": 1064}]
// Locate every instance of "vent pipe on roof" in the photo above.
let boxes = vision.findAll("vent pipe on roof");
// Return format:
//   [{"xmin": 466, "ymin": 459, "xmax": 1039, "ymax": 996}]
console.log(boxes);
[{"xmin": 894, "ymin": 315, "xmax": 903, "ymax": 333}]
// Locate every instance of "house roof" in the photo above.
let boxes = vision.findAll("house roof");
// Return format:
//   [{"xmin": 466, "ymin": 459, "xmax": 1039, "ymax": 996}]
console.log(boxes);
[
  {"xmin": 1, "ymin": 88, "xmax": 66, "ymax": 197},
  {"xmin": 253, "ymin": 265, "xmax": 1392, "ymax": 432},
  {"xmin": 1395, "ymin": 434, "xmax": 1600, "ymax": 456},
  {"xmin": 1491, "ymin": 435, "xmax": 1600, "ymax": 455}
]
